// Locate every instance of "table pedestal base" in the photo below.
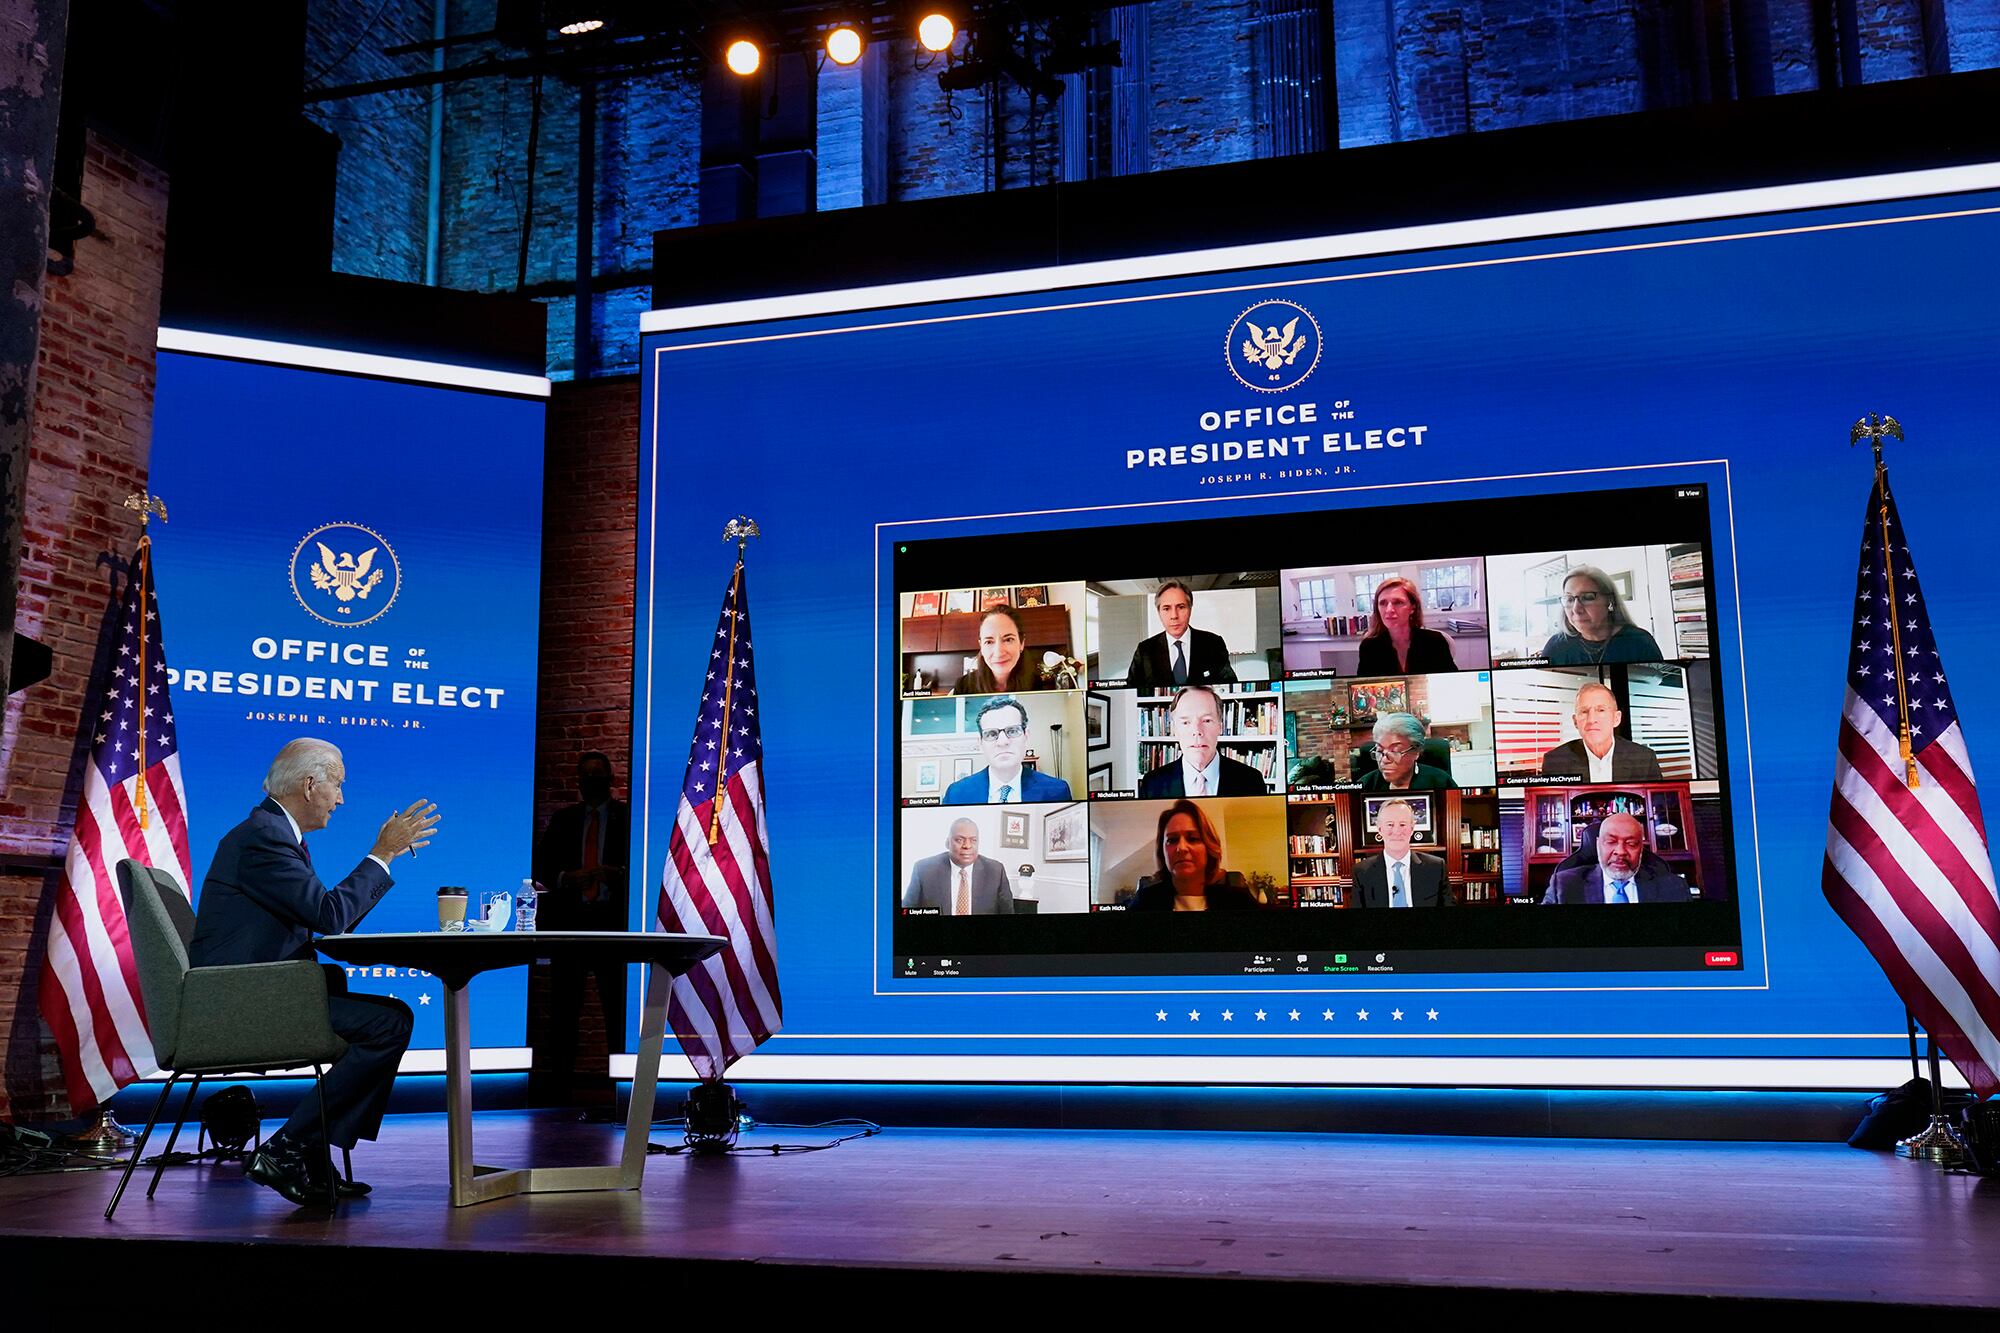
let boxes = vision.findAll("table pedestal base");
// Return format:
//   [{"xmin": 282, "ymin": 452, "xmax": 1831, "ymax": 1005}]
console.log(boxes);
[{"xmin": 443, "ymin": 961, "xmax": 674, "ymax": 1207}]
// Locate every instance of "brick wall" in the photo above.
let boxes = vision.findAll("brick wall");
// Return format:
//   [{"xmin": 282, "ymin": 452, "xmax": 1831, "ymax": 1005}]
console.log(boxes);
[
  {"xmin": 534, "ymin": 376, "xmax": 637, "ymax": 821},
  {"xmin": 525, "ymin": 375, "xmax": 639, "ymax": 1087},
  {"xmin": 305, "ymin": 0, "xmax": 440, "ymax": 284},
  {"xmin": 1, "ymin": 133, "xmax": 168, "ymax": 1122},
  {"xmin": 1145, "ymin": 0, "xmax": 1260, "ymax": 169},
  {"xmin": 888, "ymin": 38, "xmax": 994, "ymax": 201}
]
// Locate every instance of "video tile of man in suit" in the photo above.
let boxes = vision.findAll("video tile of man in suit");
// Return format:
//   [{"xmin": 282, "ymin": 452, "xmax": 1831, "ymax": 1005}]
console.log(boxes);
[
  {"xmin": 1539, "ymin": 682, "xmax": 1665, "ymax": 781},
  {"xmin": 1137, "ymin": 685, "xmax": 1268, "ymax": 798},
  {"xmin": 1354, "ymin": 798, "xmax": 1452, "ymax": 908},
  {"xmin": 943, "ymin": 696, "xmax": 1073, "ymax": 804},
  {"xmin": 1125, "ymin": 580, "xmax": 1239, "ymax": 693},
  {"xmin": 1540, "ymin": 811, "xmax": 1692, "ymax": 904},
  {"xmin": 903, "ymin": 817, "xmax": 1014, "ymax": 915}
]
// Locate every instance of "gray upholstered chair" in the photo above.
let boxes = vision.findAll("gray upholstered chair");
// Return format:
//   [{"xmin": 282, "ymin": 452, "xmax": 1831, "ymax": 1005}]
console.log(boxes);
[{"xmin": 105, "ymin": 860, "xmax": 348, "ymax": 1217}]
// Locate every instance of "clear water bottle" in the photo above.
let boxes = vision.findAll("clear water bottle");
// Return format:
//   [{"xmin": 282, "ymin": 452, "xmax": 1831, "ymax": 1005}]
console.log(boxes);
[{"xmin": 516, "ymin": 878, "xmax": 539, "ymax": 932}]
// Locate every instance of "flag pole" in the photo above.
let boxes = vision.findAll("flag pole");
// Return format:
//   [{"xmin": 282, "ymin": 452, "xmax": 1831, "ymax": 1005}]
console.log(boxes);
[
  {"xmin": 1850, "ymin": 419, "xmax": 1973, "ymax": 1166},
  {"xmin": 121, "ymin": 492, "xmax": 168, "ymax": 829},
  {"xmin": 1851, "ymin": 417, "xmax": 1919, "ymax": 790},
  {"xmin": 708, "ymin": 517, "xmax": 759, "ymax": 848}
]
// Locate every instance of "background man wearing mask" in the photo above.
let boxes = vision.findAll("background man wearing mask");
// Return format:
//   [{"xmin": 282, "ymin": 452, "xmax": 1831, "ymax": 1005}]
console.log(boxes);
[{"xmin": 532, "ymin": 751, "xmax": 630, "ymax": 1106}]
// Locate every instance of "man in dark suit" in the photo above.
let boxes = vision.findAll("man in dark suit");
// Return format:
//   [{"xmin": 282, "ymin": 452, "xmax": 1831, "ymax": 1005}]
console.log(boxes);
[
  {"xmin": 188, "ymin": 738, "xmax": 436, "ymax": 1204},
  {"xmin": 1540, "ymin": 681, "xmax": 1666, "ymax": 781},
  {"xmin": 1353, "ymin": 798, "xmax": 1452, "ymax": 907},
  {"xmin": 1541, "ymin": 813, "xmax": 1691, "ymax": 904},
  {"xmin": 1124, "ymin": 580, "xmax": 1239, "ymax": 692},
  {"xmin": 1137, "ymin": 685, "xmax": 1268, "ymax": 797},
  {"xmin": 943, "ymin": 697, "xmax": 1072, "ymax": 804},
  {"xmin": 532, "ymin": 751, "xmax": 631, "ymax": 1105},
  {"xmin": 903, "ymin": 818, "xmax": 1014, "ymax": 914}
]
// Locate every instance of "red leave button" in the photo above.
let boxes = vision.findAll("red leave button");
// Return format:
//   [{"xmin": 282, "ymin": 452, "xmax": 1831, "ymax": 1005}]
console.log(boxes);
[{"xmin": 1705, "ymin": 951, "xmax": 1739, "ymax": 967}]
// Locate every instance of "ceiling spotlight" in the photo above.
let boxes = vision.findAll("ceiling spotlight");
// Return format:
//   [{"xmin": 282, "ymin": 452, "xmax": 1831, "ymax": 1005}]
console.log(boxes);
[
  {"xmin": 725, "ymin": 39, "xmax": 762, "ymax": 75},
  {"xmin": 826, "ymin": 25, "xmax": 864, "ymax": 65},
  {"xmin": 558, "ymin": 18, "xmax": 605, "ymax": 35},
  {"xmin": 917, "ymin": 13, "xmax": 956, "ymax": 52}
]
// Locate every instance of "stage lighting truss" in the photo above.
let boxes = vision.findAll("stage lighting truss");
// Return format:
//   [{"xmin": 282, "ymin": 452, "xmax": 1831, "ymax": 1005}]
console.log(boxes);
[{"xmin": 934, "ymin": 13, "xmax": 1119, "ymax": 101}]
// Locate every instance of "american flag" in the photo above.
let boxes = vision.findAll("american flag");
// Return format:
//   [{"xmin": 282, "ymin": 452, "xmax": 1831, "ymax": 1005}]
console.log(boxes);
[
  {"xmin": 1824, "ymin": 469, "xmax": 2000, "ymax": 1098},
  {"xmin": 657, "ymin": 560, "xmax": 781, "ymax": 1079},
  {"xmin": 37, "ymin": 540, "xmax": 193, "ymax": 1108}
]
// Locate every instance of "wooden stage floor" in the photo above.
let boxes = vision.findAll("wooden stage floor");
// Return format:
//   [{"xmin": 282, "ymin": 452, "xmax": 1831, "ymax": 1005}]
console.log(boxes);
[{"xmin": 5, "ymin": 1111, "xmax": 1999, "ymax": 1309}]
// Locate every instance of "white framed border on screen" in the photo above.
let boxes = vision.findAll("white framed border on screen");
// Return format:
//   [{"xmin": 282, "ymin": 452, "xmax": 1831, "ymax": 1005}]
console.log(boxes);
[
  {"xmin": 157, "ymin": 327, "xmax": 553, "ymax": 398},
  {"xmin": 609, "ymin": 1052, "xmax": 1965, "ymax": 1091},
  {"xmin": 636, "ymin": 162, "xmax": 2000, "ymax": 1087}
]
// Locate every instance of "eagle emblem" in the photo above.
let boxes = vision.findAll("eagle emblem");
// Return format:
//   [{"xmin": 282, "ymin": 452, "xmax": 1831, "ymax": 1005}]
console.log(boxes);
[
  {"xmin": 309, "ymin": 542, "xmax": 385, "ymax": 602},
  {"xmin": 290, "ymin": 522, "xmax": 400, "ymax": 626},
  {"xmin": 1241, "ymin": 318, "xmax": 1308, "ymax": 372},
  {"xmin": 1225, "ymin": 299, "xmax": 1323, "ymax": 392}
]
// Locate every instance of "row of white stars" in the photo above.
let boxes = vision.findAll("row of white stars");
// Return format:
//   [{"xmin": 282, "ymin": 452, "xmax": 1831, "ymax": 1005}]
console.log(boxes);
[{"xmin": 1156, "ymin": 1006, "xmax": 1440, "ymax": 1022}]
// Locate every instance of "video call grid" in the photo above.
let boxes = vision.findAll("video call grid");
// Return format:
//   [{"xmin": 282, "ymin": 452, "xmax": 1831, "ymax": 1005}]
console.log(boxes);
[{"xmin": 883, "ymin": 484, "xmax": 1746, "ymax": 970}]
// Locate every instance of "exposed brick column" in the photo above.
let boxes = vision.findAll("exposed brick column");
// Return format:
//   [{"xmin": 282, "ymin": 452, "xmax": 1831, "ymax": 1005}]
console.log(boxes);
[
  {"xmin": 527, "ymin": 375, "xmax": 638, "ymax": 1092},
  {"xmin": 1, "ymin": 132, "xmax": 168, "ymax": 1122}
]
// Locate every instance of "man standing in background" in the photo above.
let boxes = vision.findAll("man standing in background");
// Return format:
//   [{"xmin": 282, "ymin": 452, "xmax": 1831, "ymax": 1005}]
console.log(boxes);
[{"xmin": 533, "ymin": 750, "xmax": 629, "ymax": 1106}]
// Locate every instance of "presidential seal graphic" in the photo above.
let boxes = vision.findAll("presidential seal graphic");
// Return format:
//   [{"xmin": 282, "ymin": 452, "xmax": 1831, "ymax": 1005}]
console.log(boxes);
[
  {"xmin": 290, "ymin": 522, "xmax": 400, "ymax": 627},
  {"xmin": 1226, "ymin": 299, "xmax": 1322, "ymax": 393}
]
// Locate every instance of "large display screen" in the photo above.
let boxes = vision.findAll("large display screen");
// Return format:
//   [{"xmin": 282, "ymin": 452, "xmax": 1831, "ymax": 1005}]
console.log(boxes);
[
  {"xmin": 635, "ymin": 164, "xmax": 2000, "ymax": 1086},
  {"xmin": 889, "ymin": 483, "xmax": 1734, "ymax": 979},
  {"xmin": 150, "ymin": 334, "xmax": 548, "ymax": 1058}
]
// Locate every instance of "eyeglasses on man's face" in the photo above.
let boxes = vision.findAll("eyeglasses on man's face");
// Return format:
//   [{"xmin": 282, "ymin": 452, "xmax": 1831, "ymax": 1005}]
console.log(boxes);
[{"xmin": 980, "ymin": 723, "xmax": 1026, "ymax": 742}]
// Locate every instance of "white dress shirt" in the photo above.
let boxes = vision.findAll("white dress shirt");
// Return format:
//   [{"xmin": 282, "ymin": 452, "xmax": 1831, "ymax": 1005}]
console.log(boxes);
[
  {"xmin": 1585, "ymin": 740, "xmax": 1617, "ymax": 783},
  {"xmin": 1180, "ymin": 753, "xmax": 1222, "ymax": 796},
  {"xmin": 276, "ymin": 801, "xmax": 390, "ymax": 874}
]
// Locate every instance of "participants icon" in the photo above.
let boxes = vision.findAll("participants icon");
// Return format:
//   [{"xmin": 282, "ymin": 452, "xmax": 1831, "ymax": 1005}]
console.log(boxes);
[
  {"xmin": 290, "ymin": 521, "xmax": 401, "ymax": 627},
  {"xmin": 1226, "ymin": 298, "xmax": 1322, "ymax": 393}
]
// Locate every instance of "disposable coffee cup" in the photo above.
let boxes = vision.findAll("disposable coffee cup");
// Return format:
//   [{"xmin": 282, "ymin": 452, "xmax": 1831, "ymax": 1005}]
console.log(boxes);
[{"xmin": 437, "ymin": 886, "xmax": 469, "ymax": 932}]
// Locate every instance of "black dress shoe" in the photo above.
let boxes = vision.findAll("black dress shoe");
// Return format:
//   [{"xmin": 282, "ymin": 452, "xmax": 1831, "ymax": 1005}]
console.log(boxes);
[
  {"xmin": 304, "ymin": 1155, "xmax": 372, "ymax": 1197},
  {"xmin": 244, "ymin": 1135, "xmax": 329, "ymax": 1207}
]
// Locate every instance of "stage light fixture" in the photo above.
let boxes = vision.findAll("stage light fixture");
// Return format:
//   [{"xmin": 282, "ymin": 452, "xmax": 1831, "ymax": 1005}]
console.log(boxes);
[
  {"xmin": 918, "ymin": 13, "xmax": 956, "ymax": 52},
  {"xmin": 726, "ymin": 39, "xmax": 762, "ymax": 75},
  {"xmin": 558, "ymin": 18, "xmax": 605, "ymax": 35},
  {"xmin": 826, "ymin": 25, "xmax": 864, "ymax": 65}
]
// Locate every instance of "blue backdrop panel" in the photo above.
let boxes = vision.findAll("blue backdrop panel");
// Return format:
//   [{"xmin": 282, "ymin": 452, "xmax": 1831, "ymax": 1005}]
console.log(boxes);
[
  {"xmin": 149, "ymin": 348, "xmax": 545, "ymax": 1051},
  {"xmin": 635, "ymin": 177, "xmax": 2000, "ymax": 1073}
]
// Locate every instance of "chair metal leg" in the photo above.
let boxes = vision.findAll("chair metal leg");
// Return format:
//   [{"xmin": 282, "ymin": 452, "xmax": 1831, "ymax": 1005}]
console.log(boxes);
[
  {"xmin": 312, "ymin": 1064, "xmax": 337, "ymax": 1208},
  {"xmin": 105, "ymin": 1075, "xmax": 177, "ymax": 1220},
  {"xmin": 342, "ymin": 1146, "xmax": 353, "ymax": 1184},
  {"xmin": 146, "ymin": 1073, "xmax": 203, "ymax": 1199}
]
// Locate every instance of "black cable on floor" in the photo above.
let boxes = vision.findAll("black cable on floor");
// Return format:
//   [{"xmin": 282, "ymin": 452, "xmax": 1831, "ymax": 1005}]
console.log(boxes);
[{"xmin": 646, "ymin": 1118, "xmax": 883, "ymax": 1156}]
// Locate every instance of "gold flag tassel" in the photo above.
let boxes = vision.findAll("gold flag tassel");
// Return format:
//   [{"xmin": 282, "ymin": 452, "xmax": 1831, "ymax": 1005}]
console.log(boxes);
[
  {"xmin": 123, "ymin": 491, "xmax": 169, "ymax": 828},
  {"xmin": 708, "ymin": 516, "xmax": 761, "ymax": 846},
  {"xmin": 1853, "ymin": 415, "xmax": 1917, "ymax": 790},
  {"xmin": 707, "ymin": 561, "xmax": 745, "ymax": 847}
]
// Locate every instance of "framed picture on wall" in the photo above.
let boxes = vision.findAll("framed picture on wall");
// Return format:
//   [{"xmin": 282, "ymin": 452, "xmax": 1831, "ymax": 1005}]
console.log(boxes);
[
  {"xmin": 1014, "ymin": 584, "xmax": 1049, "ymax": 607},
  {"xmin": 1044, "ymin": 801, "xmax": 1087, "ymax": 860},
  {"xmin": 1000, "ymin": 810, "xmax": 1030, "ymax": 848},
  {"xmin": 945, "ymin": 588, "xmax": 975, "ymax": 614},
  {"xmin": 916, "ymin": 761, "xmax": 939, "ymax": 792},
  {"xmin": 952, "ymin": 757, "xmax": 974, "ymax": 781},
  {"xmin": 979, "ymin": 588, "xmax": 1013, "ymax": 611},
  {"xmin": 1362, "ymin": 793, "xmax": 1434, "ymax": 843},
  {"xmin": 1086, "ymin": 691, "xmax": 1110, "ymax": 749},
  {"xmin": 1348, "ymin": 680, "xmax": 1408, "ymax": 720},
  {"xmin": 910, "ymin": 591, "xmax": 942, "ymax": 616},
  {"xmin": 1088, "ymin": 764, "xmax": 1113, "ymax": 794}
]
